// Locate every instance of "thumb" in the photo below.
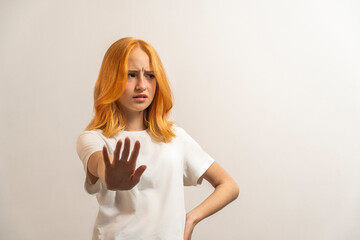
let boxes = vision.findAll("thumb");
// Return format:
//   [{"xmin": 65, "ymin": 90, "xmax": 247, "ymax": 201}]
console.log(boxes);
[{"xmin": 131, "ymin": 165, "xmax": 147, "ymax": 184}]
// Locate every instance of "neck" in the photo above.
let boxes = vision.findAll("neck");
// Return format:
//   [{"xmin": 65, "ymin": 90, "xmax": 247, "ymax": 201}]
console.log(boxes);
[{"xmin": 123, "ymin": 111, "xmax": 147, "ymax": 131}]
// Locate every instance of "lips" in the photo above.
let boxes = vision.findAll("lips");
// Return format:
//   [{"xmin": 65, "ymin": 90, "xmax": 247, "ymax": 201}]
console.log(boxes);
[{"xmin": 133, "ymin": 94, "xmax": 148, "ymax": 98}]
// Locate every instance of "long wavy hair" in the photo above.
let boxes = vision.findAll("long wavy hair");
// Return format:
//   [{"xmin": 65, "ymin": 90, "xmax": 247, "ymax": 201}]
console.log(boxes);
[{"xmin": 85, "ymin": 37, "xmax": 175, "ymax": 143}]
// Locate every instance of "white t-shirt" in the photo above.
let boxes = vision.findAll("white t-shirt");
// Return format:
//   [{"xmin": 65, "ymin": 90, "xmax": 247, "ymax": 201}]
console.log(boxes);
[{"xmin": 76, "ymin": 125, "xmax": 215, "ymax": 240}]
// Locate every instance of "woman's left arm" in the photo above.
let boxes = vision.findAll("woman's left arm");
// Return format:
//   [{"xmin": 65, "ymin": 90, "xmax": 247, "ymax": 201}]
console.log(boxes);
[{"xmin": 184, "ymin": 161, "xmax": 239, "ymax": 240}]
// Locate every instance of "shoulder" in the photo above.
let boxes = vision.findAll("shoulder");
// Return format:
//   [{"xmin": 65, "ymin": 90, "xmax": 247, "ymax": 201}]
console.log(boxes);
[
  {"xmin": 77, "ymin": 129, "xmax": 109, "ymax": 144},
  {"xmin": 172, "ymin": 124, "xmax": 189, "ymax": 139},
  {"xmin": 171, "ymin": 124, "xmax": 197, "ymax": 144},
  {"xmin": 78, "ymin": 129, "xmax": 103, "ymax": 139}
]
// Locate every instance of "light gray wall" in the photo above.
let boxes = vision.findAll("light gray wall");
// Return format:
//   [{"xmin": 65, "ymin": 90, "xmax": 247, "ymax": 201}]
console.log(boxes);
[{"xmin": 1, "ymin": 0, "xmax": 359, "ymax": 239}]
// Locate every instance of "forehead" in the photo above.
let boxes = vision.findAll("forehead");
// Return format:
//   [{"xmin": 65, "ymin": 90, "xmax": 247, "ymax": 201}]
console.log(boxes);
[{"xmin": 127, "ymin": 47, "xmax": 152, "ymax": 70}]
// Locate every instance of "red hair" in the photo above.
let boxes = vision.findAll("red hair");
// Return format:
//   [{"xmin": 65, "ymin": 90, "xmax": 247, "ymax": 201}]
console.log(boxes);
[{"xmin": 85, "ymin": 37, "xmax": 175, "ymax": 142}]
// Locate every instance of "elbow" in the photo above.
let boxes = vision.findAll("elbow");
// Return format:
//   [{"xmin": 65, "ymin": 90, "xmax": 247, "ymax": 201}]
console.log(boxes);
[
  {"xmin": 232, "ymin": 181, "xmax": 240, "ymax": 201},
  {"xmin": 220, "ymin": 178, "xmax": 240, "ymax": 201},
  {"xmin": 222, "ymin": 178, "xmax": 239, "ymax": 201}
]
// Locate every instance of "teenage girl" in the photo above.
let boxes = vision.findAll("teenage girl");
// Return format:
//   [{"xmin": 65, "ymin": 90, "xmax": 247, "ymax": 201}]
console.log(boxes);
[{"xmin": 76, "ymin": 37, "xmax": 239, "ymax": 240}]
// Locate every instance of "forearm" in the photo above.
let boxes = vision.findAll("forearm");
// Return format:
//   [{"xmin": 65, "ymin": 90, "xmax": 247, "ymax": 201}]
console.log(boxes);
[
  {"xmin": 86, "ymin": 151, "xmax": 103, "ymax": 184},
  {"xmin": 87, "ymin": 165, "xmax": 99, "ymax": 184},
  {"xmin": 187, "ymin": 179, "xmax": 239, "ymax": 224}
]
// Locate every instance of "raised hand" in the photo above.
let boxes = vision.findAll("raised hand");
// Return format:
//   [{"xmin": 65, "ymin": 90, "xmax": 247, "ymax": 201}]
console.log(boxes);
[{"xmin": 98, "ymin": 137, "xmax": 147, "ymax": 191}]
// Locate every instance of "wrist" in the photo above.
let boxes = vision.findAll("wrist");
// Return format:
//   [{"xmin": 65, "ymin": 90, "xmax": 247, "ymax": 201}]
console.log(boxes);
[{"xmin": 186, "ymin": 211, "xmax": 201, "ymax": 226}]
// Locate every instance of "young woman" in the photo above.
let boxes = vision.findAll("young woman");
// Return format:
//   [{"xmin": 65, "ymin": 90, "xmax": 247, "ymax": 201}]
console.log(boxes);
[{"xmin": 76, "ymin": 37, "xmax": 239, "ymax": 240}]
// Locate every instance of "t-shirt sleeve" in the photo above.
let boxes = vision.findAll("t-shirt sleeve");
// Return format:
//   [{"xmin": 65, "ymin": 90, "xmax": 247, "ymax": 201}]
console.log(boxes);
[
  {"xmin": 76, "ymin": 131, "xmax": 104, "ymax": 195},
  {"xmin": 181, "ymin": 128, "xmax": 215, "ymax": 186}
]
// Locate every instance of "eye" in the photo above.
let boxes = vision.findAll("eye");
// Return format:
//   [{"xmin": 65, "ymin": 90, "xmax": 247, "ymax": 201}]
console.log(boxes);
[
  {"xmin": 128, "ymin": 73, "xmax": 136, "ymax": 78},
  {"xmin": 145, "ymin": 74, "xmax": 155, "ymax": 79}
]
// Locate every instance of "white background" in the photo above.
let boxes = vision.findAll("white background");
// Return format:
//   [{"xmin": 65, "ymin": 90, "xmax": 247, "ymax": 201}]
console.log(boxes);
[{"xmin": 1, "ymin": 0, "xmax": 359, "ymax": 239}]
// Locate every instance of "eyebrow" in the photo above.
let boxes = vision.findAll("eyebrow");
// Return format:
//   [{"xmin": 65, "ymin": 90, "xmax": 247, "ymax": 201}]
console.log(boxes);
[{"xmin": 128, "ymin": 69, "xmax": 154, "ymax": 73}]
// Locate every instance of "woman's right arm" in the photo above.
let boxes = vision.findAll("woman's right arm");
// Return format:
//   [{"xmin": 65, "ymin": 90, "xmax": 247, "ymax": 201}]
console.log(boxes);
[
  {"xmin": 86, "ymin": 151, "xmax": 102, "ymax": 185},
  {"xmin": 86, "ymin": 151, "xmax": 115, "ymax": 185}
]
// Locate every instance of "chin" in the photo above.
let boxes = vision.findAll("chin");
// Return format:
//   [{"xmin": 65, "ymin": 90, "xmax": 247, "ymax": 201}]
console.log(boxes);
[{"xmin": 132, "ymin": 107, "xmax": 149, "ymax": 112}]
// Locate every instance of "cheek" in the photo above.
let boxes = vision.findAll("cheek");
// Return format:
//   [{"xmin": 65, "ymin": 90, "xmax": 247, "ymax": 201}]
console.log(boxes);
[
  {"xmin": 122, "ymin": 85, "xmax": 133, "ymax": 97},
  {"xmin": 119, "ymin": 88, "xmax": 131, "ymax": 103}
]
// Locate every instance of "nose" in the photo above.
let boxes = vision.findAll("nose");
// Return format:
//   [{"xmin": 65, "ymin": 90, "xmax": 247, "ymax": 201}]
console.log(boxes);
[{"xmin": 135, "ymin": 74, "xmax": 146, "ymax": 91}]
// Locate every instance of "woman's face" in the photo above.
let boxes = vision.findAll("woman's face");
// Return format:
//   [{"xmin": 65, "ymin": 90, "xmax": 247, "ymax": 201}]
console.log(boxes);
[{"xmin": 117, "ymin": 47, "xmax": 157, "ymax": 116}]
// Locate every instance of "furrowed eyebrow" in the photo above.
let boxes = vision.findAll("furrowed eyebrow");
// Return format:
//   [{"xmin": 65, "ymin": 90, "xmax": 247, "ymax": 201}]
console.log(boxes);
[{"xmin": 128, "ymin": 69, "xmax": 154, "ymax": 73}]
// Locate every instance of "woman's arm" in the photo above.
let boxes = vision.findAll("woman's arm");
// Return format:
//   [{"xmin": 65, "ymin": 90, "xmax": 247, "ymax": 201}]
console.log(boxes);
[
  {"xmin": 184, "ymin": 161, "xmax": 239, "ymax": 240},
  {"xmin": 86, "ymin": 151, "xmax": 102, "ymax": 184},
  {"xmin": 86, "ymin": 137, "xmax": 147, "ymax": 190}
]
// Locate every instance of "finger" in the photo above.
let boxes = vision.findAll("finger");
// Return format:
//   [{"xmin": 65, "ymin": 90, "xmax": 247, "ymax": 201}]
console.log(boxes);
[
  {"xmin": 131, "ymin": 165, "xmax": 147, "ymax": 184},
  {"xmin": 113, "ymin": 139, "xmax": 122, "ymax": 164},
  {"xmin": 128, "ymin": 140, "xmax": 140, "ymax": 165},
  {"xmin": 120, "ymin": 137, "xmax": 130, "ymax": 162},
  {"xmin": 102, "ymin": 145, "xmax": 111, "ymax": 167}
]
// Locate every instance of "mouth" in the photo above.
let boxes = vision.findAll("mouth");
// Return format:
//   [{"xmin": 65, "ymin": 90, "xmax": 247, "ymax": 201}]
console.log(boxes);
[
  {"xmin": 133, "ymin": 94, "xmax": 148, "ymax": 102},
  {"xmin": 133, "ymin": 94, "xmax": 148, "ymax": 99}
]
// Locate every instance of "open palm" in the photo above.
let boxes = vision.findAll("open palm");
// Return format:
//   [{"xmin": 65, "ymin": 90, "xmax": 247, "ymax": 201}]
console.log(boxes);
[{"xmin": 102, "ymin": 137, "xmax": 146, "ymax": 191}]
